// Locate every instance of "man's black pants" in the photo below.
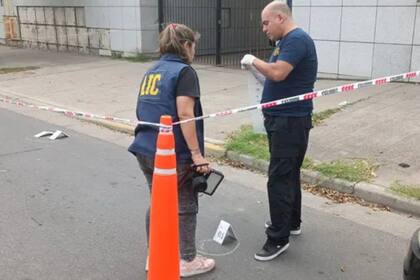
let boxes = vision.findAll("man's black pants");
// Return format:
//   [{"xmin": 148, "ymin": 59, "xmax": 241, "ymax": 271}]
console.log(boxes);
[{"xmin": 264, "ymin": 114, "xmax": 312, "ymax": 244}]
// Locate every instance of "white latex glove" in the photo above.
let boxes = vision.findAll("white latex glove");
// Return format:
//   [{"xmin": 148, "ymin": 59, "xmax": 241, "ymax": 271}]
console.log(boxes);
[{"xmin": 241, "ymin": 54, "xmax": 256, "ymax": 69}]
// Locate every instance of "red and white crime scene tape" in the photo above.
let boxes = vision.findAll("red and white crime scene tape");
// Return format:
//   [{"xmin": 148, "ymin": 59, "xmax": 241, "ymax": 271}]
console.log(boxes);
[
  {"xmin": 0, "ymin": 94, "xmax": 133, "ymax": 124},
  {"xmin": 1, "ymin": 71, "xmax": 419, "ymax": 129},
  {"xmin": 174, "ymin": 70, "xmax": 420, "ymax": 126}
]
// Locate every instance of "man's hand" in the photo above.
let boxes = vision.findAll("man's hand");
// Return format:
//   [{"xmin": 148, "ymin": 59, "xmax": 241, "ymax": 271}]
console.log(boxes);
[{"xmin": 241, "ymin": 54, "xmax": 256, "ymax": 69}]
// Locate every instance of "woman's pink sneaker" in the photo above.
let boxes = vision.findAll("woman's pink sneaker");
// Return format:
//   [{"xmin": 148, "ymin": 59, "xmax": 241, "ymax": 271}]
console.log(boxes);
[{"xmin": 180, "ymin": 255, "xmax": 215, "ymax": 277}]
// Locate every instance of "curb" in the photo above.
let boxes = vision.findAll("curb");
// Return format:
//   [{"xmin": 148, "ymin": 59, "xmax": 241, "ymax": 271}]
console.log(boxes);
[
  {"xmin": 354, "ymin": 182, "xmax": 420, "ymax": 216},
  {"xmin": 70, "ymin": 117, "xmax": 420, "ymax": 218},
  {"xmin": 79, "ymin": 117, "xmax": 135, "ymax": 135},
  {"xmin": 205, "ymin": 144, "xmax": 420, "ymax": 217}
]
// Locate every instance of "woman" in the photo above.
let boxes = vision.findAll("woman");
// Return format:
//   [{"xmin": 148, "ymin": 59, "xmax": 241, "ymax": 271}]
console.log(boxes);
[{"xmin": 128, "ymin": 23, "xmax": 215, "ymax": 277}]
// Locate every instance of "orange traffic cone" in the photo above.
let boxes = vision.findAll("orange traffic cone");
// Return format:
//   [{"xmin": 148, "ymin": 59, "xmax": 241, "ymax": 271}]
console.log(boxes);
[{"xmin": 148, "ymin": 115, "xmax": 180, "ymax": 280}]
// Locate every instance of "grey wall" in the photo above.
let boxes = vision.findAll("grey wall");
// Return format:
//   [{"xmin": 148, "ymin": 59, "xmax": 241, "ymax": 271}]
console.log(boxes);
[
  {"xmin": 138, "ymin": 0, "xmax": 159, "ymax": 53},
  {"xmin": 293, "ymin": 0, "xmax": 420, "ymax": 81},
  {"xmin": 18, "ymin": 6, "xmax": 95, "ymax": 52},
  {"xmin": 0, "ymin": 5, "xmax": 5, "ymax": 44},
  {"xmin": 5, "ymin": 0, "xmax": 420, "ymax": 81},
  {"xmin": 12, "ymin": 0, "xmax": 160, "ymax": 54},
  {"xmin": 83, "ymin": 0, "xmax": 141, "ymax": 54}
]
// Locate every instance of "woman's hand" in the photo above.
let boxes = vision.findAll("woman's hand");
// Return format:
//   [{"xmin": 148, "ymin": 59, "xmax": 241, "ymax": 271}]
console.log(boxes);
[{"xmin": 191, "ymin": 151, "xmax": 210, "ymax": 174}]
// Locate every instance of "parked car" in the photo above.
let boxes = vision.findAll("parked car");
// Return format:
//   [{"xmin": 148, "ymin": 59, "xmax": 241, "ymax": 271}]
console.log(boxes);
[{"xmin": 403, "ymin": 227, "xmax": 420, "ymax": 280}]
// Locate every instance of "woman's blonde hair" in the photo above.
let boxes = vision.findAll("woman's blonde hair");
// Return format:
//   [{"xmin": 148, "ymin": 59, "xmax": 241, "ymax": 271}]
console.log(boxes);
[{"xmin": 159, "ymin": 23, "xmax": 197, "ymax": 63}]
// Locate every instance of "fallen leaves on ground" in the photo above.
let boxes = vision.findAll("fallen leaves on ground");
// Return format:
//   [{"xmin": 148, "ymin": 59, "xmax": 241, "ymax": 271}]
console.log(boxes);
[
  {"xmin": 210, "ymin": 156, "xmax": 391, "ymax": 212},
  {"xmin": 303, "ymin": 184, "xmax": 391, "ymax": 212}
]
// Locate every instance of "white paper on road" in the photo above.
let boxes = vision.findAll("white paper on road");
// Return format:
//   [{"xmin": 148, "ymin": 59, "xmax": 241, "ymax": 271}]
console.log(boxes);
[
  {"xmin": 34, "ymin": 131, "xmax": 54, "ymax": 138},
  {"xmin": 49, "ymin": 130, "xmax": 68, "ymax": 140},
  {"xmin": 34, "ymin": 130, "xmax": 68, "ymax": 140}
]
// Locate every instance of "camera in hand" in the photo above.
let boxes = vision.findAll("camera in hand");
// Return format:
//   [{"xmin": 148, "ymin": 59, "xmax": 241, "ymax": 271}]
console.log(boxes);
[
  {"xmin": 191, "ymin": 164, "xmax": 224, "ymax": 196},
  {"xmin": 192, "ymin": 173, "xmax": 208, "ymax": 193}
]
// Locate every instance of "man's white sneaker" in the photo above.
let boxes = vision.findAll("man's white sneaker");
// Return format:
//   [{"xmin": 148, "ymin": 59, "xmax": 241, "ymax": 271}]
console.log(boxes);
[
  {"xmin": 264, "ymin": 221, "xmax": 302, "ymax": 236},
  {"xmin": 290, "ymin": 227, "xmax": 302, "ymax": 235},
  {"xmin": 180, "ymin": 255, "xmax": 215, "ymax": 277}
]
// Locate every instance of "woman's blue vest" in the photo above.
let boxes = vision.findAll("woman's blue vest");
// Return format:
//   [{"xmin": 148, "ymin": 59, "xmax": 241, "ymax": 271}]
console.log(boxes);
[{"xmin": 128, "ymin": 54, "xmax": 204, "ymax": 163}]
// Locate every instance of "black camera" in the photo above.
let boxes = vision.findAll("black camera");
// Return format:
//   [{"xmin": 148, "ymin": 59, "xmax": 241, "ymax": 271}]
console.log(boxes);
[
  {"xmin": 192, "ymin": 173, "xmax": 209, "ymax": 193},
  {"xmin": 191, "ymin": 165, "xmax": 224, "ymax": 196}
]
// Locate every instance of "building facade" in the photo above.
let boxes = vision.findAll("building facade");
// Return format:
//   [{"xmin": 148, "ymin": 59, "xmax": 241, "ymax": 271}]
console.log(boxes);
[
  {"xmin": 0, "ymin": 1, "xmax": 3, "ymax": 44},
  {"xmin": 0, "ymin": 0, "xmax": 159, "ymax": 55},
  {"xmin": 0, "ymin": 0, "xmax": 419, "ymax": 79},
  {"xmin": 293, "ymin": 0, "xmax": 420, "ymax": 79}
]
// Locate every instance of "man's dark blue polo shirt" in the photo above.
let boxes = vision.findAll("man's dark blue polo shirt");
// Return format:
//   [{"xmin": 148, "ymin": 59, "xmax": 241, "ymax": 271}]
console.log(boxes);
[{"xmin": 262, "ymin": 28, "xmax": 318, "ymax": 117}]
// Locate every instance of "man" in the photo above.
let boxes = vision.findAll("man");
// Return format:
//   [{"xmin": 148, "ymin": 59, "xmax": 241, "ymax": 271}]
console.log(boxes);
[{"xmin": 241, "ymin": 0, "xmax": 318, "ymax": 261}]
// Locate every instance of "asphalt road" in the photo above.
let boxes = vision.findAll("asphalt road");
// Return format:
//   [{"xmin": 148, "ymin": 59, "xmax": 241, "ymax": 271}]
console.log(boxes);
[{"xmin": 0, "ymin": 107, "xmax": 419, "ymax": 280}]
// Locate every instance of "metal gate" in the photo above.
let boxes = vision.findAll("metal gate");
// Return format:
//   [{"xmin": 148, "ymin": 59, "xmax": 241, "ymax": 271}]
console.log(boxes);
[{"xmin": 158, "ymin": 0, "xmax": 292, "ymax": 67}]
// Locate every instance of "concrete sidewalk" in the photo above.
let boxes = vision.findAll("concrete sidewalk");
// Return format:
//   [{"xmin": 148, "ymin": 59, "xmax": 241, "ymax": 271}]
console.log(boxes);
[{"xmin": 1, "ymin": 46, "xmax": 419, "ymax": 196}]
